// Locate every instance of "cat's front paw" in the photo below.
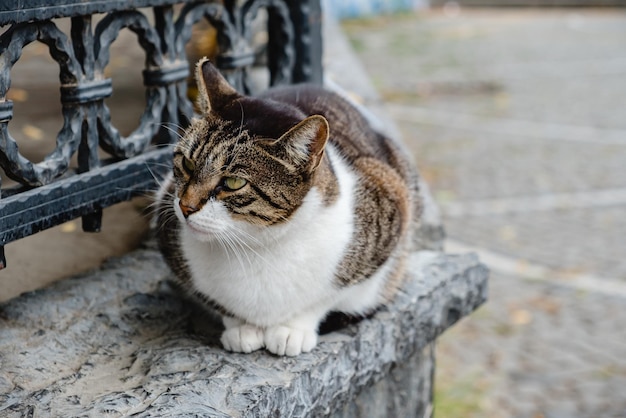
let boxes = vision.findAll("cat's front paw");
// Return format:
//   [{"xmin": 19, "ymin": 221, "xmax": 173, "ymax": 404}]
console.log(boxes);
[
  {"xmin": 221, "ymin": 324, "xmax": 264, "ymax": 353},
  {"xmin": 264, "ymin": 325, "xmax": 318, "ymax": 356}
]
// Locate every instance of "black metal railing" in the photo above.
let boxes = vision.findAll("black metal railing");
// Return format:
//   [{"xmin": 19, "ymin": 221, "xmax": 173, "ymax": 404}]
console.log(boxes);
[{"xmin": 0, "ymin": 0, "xmax": 323, "ymax": 269}]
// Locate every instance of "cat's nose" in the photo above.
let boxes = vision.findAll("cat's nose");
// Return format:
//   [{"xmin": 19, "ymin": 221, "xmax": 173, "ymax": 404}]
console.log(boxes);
[{"xmin": 179, "ymin": 201, "xmax": 199, "ymax": 218}]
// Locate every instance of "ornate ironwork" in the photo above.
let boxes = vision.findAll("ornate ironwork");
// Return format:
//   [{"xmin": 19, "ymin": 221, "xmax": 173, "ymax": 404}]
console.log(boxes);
[{"xmin": 0, "ymin": 0, "xmax": 323, "ymax": 269}]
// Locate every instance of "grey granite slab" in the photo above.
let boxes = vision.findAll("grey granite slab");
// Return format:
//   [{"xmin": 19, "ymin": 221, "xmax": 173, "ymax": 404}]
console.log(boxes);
[{"xmin": 0, "ymin": 247, "xmax": 487, "ymax": 417}]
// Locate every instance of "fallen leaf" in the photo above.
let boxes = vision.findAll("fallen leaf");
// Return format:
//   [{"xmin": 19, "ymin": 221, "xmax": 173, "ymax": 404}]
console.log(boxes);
[
  {"xmin": 528, "ymin": 296, "xmax": 561, "ymax": 315},
  {"xmin": 510, "ymin": 309, "xmax": 532, "ymax": 325},
  {"xmin": 22, "ymin": 124, "xmax": 44, "ymax": 141},
  {"xmin": 60, "ymin": 221, "xmax": 78, "ymax": 233},
  {"xmin": 7, "ymin": 88, "xmax": 28, "ymax": 102}
]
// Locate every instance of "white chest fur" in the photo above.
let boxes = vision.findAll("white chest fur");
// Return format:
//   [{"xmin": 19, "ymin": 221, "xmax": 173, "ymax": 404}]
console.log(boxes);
[{"xmin": 178, "ymin": 146, "xmax": 358, "ymax": 327}]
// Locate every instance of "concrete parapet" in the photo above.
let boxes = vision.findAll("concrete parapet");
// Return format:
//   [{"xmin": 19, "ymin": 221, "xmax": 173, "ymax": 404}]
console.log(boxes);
[
  {"xmin": 0, "ymin": 246, "xmax": 487, "ymax": 416},
  {"xmin": 0, "ymin": 10, "xmax": 488, "ymax": 416}
]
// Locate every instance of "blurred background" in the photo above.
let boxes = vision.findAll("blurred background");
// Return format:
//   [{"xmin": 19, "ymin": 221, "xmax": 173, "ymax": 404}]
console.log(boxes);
[
  {"xmin": 1, "ymin": 1, "xmax": 625, "ymax": 416},
  {"xmin": 336, "ymin": 2, "xmax": 626, "ymax": 417}
]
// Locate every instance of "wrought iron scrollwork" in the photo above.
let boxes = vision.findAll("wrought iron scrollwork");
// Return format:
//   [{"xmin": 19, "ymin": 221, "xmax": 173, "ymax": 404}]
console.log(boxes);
[
  {"xmin": 241, "ymin": 0, "xmax": 295, "ymax": 87},
  {"xmin": 0, "ymin": 21, "xmax": 82, "ymax": 186},
  {"xmin": 94, "ymin": 11, "xmax": 168, "ymax": 159},
  {"xmin": 0, "ymin": 0, "xmax": 322, "ymax": 269}
]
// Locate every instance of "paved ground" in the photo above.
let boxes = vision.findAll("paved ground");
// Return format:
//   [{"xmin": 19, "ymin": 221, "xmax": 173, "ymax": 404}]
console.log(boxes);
[{"xmin": 342, "ymin": 8, "xmax": 626, "ymax": 418}]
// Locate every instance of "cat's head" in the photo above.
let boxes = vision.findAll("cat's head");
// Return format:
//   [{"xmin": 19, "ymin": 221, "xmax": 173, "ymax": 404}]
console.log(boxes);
[{"xmin": 171, "ymin": 58, "xmax": 330, "ymax": 242}]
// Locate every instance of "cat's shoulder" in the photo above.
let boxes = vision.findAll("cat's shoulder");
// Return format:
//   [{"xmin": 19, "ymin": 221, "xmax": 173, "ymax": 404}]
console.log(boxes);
[{"xmin": 258, "ymin": 84, "xmax": 355, "ymax": 116}]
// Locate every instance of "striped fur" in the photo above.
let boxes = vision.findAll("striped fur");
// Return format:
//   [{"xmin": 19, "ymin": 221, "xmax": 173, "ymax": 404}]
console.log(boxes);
[{"xmin": 155, "ymin": 59, "xmax": 421, "ymax": 356}]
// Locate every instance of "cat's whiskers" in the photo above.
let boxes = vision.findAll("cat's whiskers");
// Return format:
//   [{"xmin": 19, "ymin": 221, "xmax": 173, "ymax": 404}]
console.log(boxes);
[
  {"xmin": 138, "ymin": 166, "xmax": 174, "ymax": 217},
  {"xmin": 236, "ymin": 99, "xmax": 245, "ymax": 137},
  {"xmin": 145, "ymin": 183, "xmax": 175, "ymax": 204},
  {"xmin": 137, "ymin": 143, "xmax": 168, "ymax": 153},
  {"xmin": 205, "ymin": 164, "xmax": 223, "ymax": 179},
  {"xmin": 158, "ymin": 122, "xmax": 186, "ymax": 141},
  {"xmin": 109, "ymin": 175, "xmax": 169, "ymax": 199},
  {"xmin": 182, "ymin": 213, "xmax": 267, "ymax": 277},
  {"xmin": 260, "ymin": 213, "xmax": 296, "ymax": 245},
  {"xmin": 223, "ymin": 144, "xmax": 245, "ymax": 174},
  {"xmin": 148, "ymin": 204, "xmax": 177, "ymax": 232},
  {"xmin": 228, "ymin": 224, "xmax": 265, "ymax": 248},
  {"xmin": 144, "ymin": 161, "xmax": 171, "ymax": 186},
  {"xmin": 152, "ymin": 208, "xmax": 178, "ymax": 231},
  {"xmin": 102, "ymin": 143, "xmax": 173, "ymax": 199},
  {"xmin": 215, "ymin": 228, "xmax": 254, "ymax": 277},
  {"xmin": 212, "ymin": 229, "xmax": 235, "ymax": 268},
  {"xmin": 225, "ymin": 225, "xmax": 285, "ymax": 278}
]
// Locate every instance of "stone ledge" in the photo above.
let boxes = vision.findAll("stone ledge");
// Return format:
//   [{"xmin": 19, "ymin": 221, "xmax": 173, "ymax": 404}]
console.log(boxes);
[
  {"xmin": 0, "ymin": 247, "xmax": 487, "ymax": 416},
  {"xmin": 0, "ymin": 13, "xmax": 487, "ymax": 417}
]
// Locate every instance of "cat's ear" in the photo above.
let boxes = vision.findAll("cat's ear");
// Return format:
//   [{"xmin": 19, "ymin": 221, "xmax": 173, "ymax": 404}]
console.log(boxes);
[
  {"xmin": 277, "ymin": 115, "xmax": 329, "ymax": 171},
  {"xmin": 195, "ymin": 57, "xmax": 239, "ymax": 115}
]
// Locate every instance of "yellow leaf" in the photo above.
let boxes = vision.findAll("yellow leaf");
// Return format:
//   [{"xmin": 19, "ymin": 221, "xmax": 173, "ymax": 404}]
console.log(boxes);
[
  {"xmin": 510, "ymin": 309, "xmax": 532, "ymax": 325},
  {"xmin": 60, "ymin": 222, "xmax": 78, "ymax": 233},
  {"xmin": 22, "ymin": 124, "xmax": 44, "ymax": 141},
  {"xmin": 7, "ymin": 88, "xmax": 28, "ymax": 102}
]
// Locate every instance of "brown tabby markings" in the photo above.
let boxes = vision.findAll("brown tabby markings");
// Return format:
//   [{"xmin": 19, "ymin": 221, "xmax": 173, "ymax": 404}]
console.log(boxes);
[
  {"xmin": 157, "ymin": 59, "xmax": 421, "ymax": 324},
  {"xmin": 174, "ymin": 116, "xmax": 328, "ymax": 226},
  {"xmin": 257, "ymin": 87, "xmax": 421, "ymax": 296}
]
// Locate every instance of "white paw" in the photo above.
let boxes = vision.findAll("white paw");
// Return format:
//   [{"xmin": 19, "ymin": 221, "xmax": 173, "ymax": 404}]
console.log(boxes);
[
  {"xmin": 221, "ymin": 324, "xmax": 264, "ymax": 353},
  {"xmin": 264, "ymin": 326, "xmax": 318, "ymax": 356}
]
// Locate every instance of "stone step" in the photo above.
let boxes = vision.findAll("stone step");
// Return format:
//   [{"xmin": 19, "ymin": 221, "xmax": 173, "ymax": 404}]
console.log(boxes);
[
  {"xmin": 0, "ymin": 10, "xmax": 489, "ymax": 416},
  {"xmin": 0, "ymin": 245, "xmax": 487, "ymax": 416}
]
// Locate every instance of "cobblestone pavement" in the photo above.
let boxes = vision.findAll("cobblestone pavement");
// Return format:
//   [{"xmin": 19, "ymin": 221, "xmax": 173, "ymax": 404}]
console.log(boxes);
[{"xmin": 343, "ymin": 8, "xmax": 626, "ymax": 417}]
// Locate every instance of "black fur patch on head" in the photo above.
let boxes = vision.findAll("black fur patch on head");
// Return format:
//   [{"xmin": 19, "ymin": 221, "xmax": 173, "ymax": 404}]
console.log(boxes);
[{"xmin": 217, "ymin": 96, "xmax": 308, "ymax": 141}]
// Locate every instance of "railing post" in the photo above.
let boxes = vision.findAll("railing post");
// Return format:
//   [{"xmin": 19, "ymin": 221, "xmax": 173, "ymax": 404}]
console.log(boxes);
[{"xmin": 287, "ymin": 0, "xmax": 323, "ymax": 84}]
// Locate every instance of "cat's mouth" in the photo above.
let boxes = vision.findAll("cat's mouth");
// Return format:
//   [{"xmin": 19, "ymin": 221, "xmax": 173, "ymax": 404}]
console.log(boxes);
[
  {"xmin": 184, "ymin": 219, "xmax": 215, "ymax": 239},
  {"xmin": 185, "ymin": 220, "xmax": 206, "ymax": 234},
  {"xmin": 174, "ymin": 197, "xmax": 236, "ymax": 242}
]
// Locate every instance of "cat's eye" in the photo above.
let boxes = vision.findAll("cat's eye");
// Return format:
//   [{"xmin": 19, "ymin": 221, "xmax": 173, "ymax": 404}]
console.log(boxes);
[
  {"xmin": 222, "ymin": 176, "xmax": 247, "ymax": 191},
  {"xmin": 182, "ymin": 157, "xmax": 195, "ymax": 174}
]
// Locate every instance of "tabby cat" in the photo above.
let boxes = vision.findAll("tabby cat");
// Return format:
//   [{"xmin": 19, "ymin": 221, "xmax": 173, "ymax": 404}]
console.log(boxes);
[{"xmin": 156, "ymin": 58, "xmax": 421, "ymax": 356}]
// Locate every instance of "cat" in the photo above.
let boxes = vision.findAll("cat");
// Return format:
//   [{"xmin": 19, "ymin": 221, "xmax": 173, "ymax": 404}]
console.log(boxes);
[{"xmin": 155, "ymin": 58, "xmax": 421, "ymax": 356}]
